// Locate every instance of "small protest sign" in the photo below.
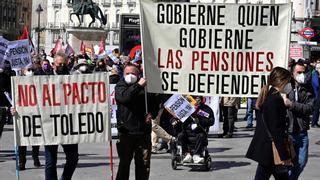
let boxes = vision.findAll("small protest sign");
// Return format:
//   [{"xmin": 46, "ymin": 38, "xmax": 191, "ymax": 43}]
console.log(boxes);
[
  {"xmin": 4, "ymin": 39, "xmax": 32, "ymax": 70},
  {"xmin": 0, "ymin": 36, "xmax": 9, "ymax": 66},
  {"xmin": 164, "ymin": 94, "xmax": 195, "ymax": 122}
]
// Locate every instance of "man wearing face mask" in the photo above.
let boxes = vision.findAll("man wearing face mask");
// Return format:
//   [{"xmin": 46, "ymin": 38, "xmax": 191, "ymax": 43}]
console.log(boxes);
[
  {"xmin": 94, "ymin": 60, "xmax": 107, "ymax": 72},
  {"xmin": 283, "ymin": 61, "xmax": 315, "ymax": 180},
  {"xmin": 115, "ymin": 63, "xmax": 158, "ymax": 180},
  {"xmin": 43, "ymin": 51, "xmax": 79, "ymax": 180}
]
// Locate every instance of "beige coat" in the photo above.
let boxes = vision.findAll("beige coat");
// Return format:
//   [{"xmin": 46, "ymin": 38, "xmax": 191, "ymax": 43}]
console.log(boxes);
[{"xmin": 222, "ymin": 97, "xmax": 241, "ymax": 109}]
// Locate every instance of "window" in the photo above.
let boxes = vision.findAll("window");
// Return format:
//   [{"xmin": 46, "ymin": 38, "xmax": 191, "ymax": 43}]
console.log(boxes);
[
  {"xmin": 52, "ymin": 32, "xmax": 60, "ymax": 43},
  {"xmin": 104, "ymin": 10, "xmax": 109, "ymax": 24},
  {"xmin": 116, "ymin": 10, "xmax": 120, "ymax": 25}
]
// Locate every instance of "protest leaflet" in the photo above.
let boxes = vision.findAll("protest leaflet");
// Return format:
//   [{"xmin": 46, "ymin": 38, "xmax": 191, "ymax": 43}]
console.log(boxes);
[{"xmin": 164, "ymin": 94, "xmax": 196, "ymax": 122}]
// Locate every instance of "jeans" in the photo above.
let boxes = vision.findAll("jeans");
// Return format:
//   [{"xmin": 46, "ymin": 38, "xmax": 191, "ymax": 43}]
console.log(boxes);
[
  {"xmin": 222, "ymin": 106, "xmax": 237, "ymax": 135},
  {"xmin": 116, "ymin": 134, "xmax": 151, "ymax": 180},
  {"xmin": 45, "ymin": 144, "xmax": 79, "ymax": 180},
  {"xmin": 254, "ymin": 164, "xmax": 289, "ymax": 180},
  {"xmin": 289, "ymin": 132, "xmax": 309, "ymax": 180},
  {"xmin": 311, "ymin": 108, "xmax": 319, "ymax": 126},
  {"xmin": 244, "ymin": 98, "xmax": 256, "ymax": 127}
]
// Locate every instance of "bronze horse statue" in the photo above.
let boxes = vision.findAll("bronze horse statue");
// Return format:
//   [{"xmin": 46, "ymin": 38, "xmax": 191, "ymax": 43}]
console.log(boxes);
[{"xmin": 68, "ymin": 0, "xmax": 106, "ymax": 27}]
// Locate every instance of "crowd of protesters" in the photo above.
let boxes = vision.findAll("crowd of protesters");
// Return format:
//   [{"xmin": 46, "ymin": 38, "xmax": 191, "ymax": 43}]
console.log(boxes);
[{"xmin": 1, "ymin": 46, "xmax": 320, "ymax": 180}]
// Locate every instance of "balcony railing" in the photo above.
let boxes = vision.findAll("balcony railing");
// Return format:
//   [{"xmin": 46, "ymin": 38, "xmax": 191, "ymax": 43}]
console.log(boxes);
[
  {"xmin": 114, "ymin": 0, "xmax": 122, "ymax": 7},
  {"xmin": 52, "ymin": 0, "xmax": 62, "ymax": 8},
  {"xmin": 102, "ymin": 0, "xmax": 111, "ymax": 7},
  {"xmin": 127, "ymin": 0, "xmax": 136, "ymax": 6}
]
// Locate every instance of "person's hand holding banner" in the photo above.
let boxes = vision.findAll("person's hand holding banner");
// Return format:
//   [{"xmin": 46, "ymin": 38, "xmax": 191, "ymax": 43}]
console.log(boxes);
[{"xmin": 138, "ymin": 77, "xmax": 147, "ymax": 87}]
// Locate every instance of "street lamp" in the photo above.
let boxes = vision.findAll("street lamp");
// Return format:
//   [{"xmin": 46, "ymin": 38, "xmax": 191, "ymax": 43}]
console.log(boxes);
[
  {"xmin": 18, "ymin": 18, "xmax": 24, "ymax": 35},
  {"xmin": 36, "ymin": 4, "xmax": 43, "ymax": 54}
]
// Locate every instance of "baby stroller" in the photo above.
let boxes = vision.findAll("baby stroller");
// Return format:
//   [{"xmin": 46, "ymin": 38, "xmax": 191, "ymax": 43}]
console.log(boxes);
[{"xmin": 170, "ymin": 125, "xmax": 212, "ymax": 171}]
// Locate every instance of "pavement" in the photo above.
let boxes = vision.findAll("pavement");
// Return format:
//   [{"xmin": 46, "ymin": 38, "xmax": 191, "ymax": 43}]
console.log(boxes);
[{"xmin": 1, "ymin": 110, "xmax": 320, "ymax": 180}]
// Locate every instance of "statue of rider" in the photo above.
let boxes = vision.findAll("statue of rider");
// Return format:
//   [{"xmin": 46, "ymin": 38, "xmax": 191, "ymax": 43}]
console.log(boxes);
[{"xmin": 81, "ymin": 0, "xmax": 95, "ymax": 15}]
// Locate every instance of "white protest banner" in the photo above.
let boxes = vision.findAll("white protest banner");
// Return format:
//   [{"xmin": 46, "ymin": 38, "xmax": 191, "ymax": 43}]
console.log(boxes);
[
  {"xmin": 12, "ymin": 73, "xmax": 111, "ymax": 146},
  {"xmin": 164, "ymin": 94, "xmax": 195, "ymax": 122},
  {"xmin": 0, "ymin": 36, "xmax": 9, "ymax": 66},
  {"xmin": 109, "ymin": 84, "xmax": 118, "ymax": 136},
  {"xmin": 4, "ymin": 39, "xmax": 32, "ymax": 70},
  {"xmin": 140, "ymin": 1, "xmax": 291, "ymax": 97}
]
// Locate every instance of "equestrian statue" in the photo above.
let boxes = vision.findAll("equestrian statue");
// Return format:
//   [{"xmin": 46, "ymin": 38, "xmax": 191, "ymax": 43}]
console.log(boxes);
[{"xmin": 68, "ymin": 0, "xmax": 107, "ymax": 27}]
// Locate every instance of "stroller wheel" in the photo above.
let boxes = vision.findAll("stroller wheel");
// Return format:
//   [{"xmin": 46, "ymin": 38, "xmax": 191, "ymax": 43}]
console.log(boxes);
[
  {"xmin": 204, "ymin": 157, "xmax": 212, "ymax": 171},
  {"xmin": 171, "ymin": 159, "xmax": 178, "ymax": 170}
]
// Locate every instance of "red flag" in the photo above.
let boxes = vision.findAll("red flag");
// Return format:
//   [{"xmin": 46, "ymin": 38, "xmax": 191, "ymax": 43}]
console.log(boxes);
[
  {"xmin": 65, "ymin": 42, "xmax": 75, "ymax": 56},
  {"xmin": 99, "ymin": 36, "xmax": 105, "ymax": 54},
  {"xmin": 51, "ymin": 38, "xmax": 63, "ymax": 55},
  {"xmin": 80, "ymin": 41, "xmax": 85, "ymax": 55},
  {"xmin": 19, "ymin": 26, "xmax": 29, "ymax": 40},
  {"xmin": 91, "ymin": 44, "xmax": 95, "ymax": 57}
]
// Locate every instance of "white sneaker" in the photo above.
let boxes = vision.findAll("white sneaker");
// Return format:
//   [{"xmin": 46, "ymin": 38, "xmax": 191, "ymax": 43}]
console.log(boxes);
[
  {"xmin": 182, "ymin": 153, "xmax": 192, "ymax": 163},
  {"xmin": 193, "ymin": 155, "xmax": 204, "ymax": 163}
]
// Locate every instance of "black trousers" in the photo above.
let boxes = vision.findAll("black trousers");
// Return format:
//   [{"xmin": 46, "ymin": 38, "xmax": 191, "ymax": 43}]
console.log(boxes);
[
  {"xmin": 222, "ymin": 106, "xmax": 238, "ymax": 135},
  {"xmin": 178, "ymin": 131, "xmax": 207, "ymax": 155},
  {"xmin": 116, "ymin": 134, "xmax": 151, "ymax": 180},
  {"xmin": 0, "ymin": 107, "xmax": 6, "ymax": 138},
  {"xmin": 254, "ymin": 164, "xmax": 289, "ymax": 180},
  {"xmin": 18, "ymin": 146, "xmax": 40, "ymax": 164}
]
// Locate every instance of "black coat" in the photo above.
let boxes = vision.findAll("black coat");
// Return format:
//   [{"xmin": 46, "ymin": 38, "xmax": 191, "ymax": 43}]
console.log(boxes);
[
  {"xmin": 0, "ymin": 70, "xmax": 15, "ymax": 107},
  {"xmin": 183, "ymin": 103, "xmax": 214, "ymax": 134},
  {"xmin": 287, "ymin": 84, "xmax": 314, "ymax": 133},
  {"xmin": 246, "ymin": 87, "xmax": 289, "ymax": 167},
  {"xmin": 115, "ymin": 79, "xmax": 157, "ymax": 135}
]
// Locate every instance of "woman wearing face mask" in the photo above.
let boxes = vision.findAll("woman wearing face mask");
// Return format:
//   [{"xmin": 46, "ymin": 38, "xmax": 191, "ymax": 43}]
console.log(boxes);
[
  {"xmin": 246, "ymin": 67, "xmax": 293, "ymax": 180},
  {"xmin": 34, "ymin": 60, "xmax": 53, "ymax": 75}
]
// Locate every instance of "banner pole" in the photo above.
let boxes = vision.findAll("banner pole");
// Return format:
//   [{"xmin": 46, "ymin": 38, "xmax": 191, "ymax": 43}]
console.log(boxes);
[
  {"xmin": 109, "ymin": 140, "xmax": 114, "ymax": 180},
  {"xmin": 139, "ymin": 0, "xmax": 149, "ymax": 114},
  {"xmin": 10, "ymin": 78, "xmax": 20, "ymax": 180},
  {"xmin": 15, "ymin": 145, "xmax": 20, "ymax": 180}
]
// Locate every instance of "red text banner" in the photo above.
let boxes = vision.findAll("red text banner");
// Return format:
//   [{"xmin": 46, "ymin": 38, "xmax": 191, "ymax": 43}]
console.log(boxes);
[
  {"xmin": 12, "ymin": 73, "xmax": 111, "ymax": 146},
  {"xmin": 140, "ymin": 1, "xmax": 291, "ymax": 97}
]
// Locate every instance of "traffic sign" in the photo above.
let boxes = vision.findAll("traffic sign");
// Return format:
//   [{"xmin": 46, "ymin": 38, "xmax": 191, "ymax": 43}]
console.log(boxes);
[{"xmin": 298, "ymin": 27, "xmax": 315, "ymax": 40}]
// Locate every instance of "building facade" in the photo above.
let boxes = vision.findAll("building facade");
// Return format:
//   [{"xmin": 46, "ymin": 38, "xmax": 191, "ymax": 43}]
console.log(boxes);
[
  {"xmin": 32, "ymin": 0, "xmax": 142, "ymax": 54},
  {"xmin": 0, "ymin": 0, "xmax": 32, "ymax": 41},
  {"xmin": 30, "ymin": 0, "xmax": 320, "ymax": 59}
]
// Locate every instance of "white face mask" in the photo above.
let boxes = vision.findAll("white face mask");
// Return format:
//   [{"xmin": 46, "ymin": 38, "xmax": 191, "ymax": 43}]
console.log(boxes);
[
  {"xmin": 78, "ymin": 65, "xmax": 88, "ymax": 73},
  {"xmin": 25, "ymin": 71, "xmax": 33, "ymax": 76},
  {"xmin": 124, "ymin": 74, "xmax": 138, "ymax": 85},
  {"xmin": 295, "ymin": 73, "xmax": 305, "ymax": 84},
  {"xmin": 316, "ymin": 64, "xmax": 320, "ymax": 73},
  {"xmin": 282, "ymin": 83, "xmax": 292, "ymax": 94}
]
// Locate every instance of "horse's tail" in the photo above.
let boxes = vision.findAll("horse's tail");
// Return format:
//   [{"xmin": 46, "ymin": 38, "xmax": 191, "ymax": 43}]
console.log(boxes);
[{"xmin": 98, "ymin": 7, "xmax": 107, "ymax": 25}]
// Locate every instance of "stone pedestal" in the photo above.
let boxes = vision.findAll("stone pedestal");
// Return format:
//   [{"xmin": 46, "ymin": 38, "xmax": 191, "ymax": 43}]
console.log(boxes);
[{"xmin": 66, "ymin": 27, "xmax": 106, "ymax": 54}]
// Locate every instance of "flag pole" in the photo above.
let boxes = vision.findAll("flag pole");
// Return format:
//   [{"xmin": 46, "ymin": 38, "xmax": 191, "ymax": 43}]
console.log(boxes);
[
  {"xmin": 109, "ymin": 140, "xmax": 114, "ymax": 180},
  {"xmin": 8, "ymin": 77, "xmax": 20, "ymax": 180}
]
